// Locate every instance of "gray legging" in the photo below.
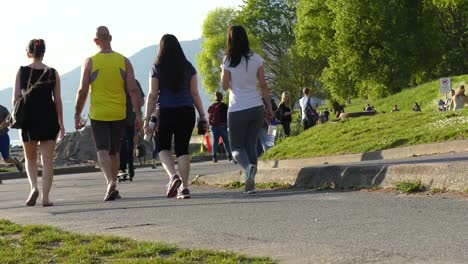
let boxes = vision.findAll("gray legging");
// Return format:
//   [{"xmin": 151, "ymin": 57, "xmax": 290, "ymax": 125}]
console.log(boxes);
[{"xmin": 228, "ymin": 105, "xmax": 264, "ymax": 169}]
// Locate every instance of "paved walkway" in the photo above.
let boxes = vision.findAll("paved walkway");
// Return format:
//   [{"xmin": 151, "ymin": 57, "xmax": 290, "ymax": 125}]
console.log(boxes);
[{"xmin": 0, "ymin": 161, "xmax": 467, "ymax": 264}]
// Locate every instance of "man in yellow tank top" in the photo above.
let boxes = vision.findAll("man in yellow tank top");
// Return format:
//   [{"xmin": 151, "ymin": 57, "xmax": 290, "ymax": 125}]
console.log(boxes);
[{"xmin": 74, "ymin": 26, "xmax": 142, "ymax": 201}]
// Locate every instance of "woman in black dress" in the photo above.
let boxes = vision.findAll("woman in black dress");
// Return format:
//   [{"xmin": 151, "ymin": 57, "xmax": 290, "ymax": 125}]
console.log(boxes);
[
  {"xmin": 278, "ymin": 91, "xmax": 292, "ymax": 136},
  {"xmin": 12, "ymin": 39, "xmax": 64, "ymax": 207}
]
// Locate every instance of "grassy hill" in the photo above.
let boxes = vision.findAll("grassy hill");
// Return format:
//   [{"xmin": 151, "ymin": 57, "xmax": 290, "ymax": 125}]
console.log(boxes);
[
  {"xmin": 344, "ymin": 75, "xmax": 468, "ymax": 113},
  {"xmin": 262, "ymin": 75, "xmax": 468, "ymax": 160}
]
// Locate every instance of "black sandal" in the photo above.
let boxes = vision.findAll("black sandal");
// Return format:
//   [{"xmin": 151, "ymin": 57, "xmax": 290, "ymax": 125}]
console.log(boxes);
[
  {"xmin": 104, "ymin": 189, "xmax": 120, "ymax": 201},
  {"xmin": 26, "ymin": 190, "xmax": 39, "ymax": 206}
]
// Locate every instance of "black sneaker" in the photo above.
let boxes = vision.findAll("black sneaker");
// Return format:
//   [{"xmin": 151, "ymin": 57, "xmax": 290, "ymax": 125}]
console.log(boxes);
[
  {"xmin": 229, "ymin": 158, "xmax": 237, "ymax": 164},
  {"xmin": 166, "ymin": 175, "xmax": 182, "ymax": 198},
  {"xmin": 177, "ymin": 188, "xmax": 191, "ymax": 199},
  {"xmin": 212, "ymin": 157, "xmax": 218, "ymax": 163}
]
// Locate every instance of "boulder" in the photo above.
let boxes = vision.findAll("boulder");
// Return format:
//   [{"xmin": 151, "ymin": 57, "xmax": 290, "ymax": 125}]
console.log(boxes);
[
  {"xmin": 54, "ymin": 126, "xmax": 97, "ymax": 166},
  {"xmin": 54, "ymin": 127, "xmax": 155, "ymax": 166}
]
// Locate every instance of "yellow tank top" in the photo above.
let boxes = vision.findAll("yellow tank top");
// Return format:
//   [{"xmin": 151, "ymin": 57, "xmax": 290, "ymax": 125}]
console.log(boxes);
[{"xmin": 90, "ymin": 52, "xmax": 126, "ymax": 121}]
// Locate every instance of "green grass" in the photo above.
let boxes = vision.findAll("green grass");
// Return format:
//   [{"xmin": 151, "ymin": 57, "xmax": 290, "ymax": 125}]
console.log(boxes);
[
  {"xmin": 263, "ymin": 75, "xmax": 468, "ymax": 160},
  {"xmin": 0, "ymin": 167, "xmax": 16, "ymax": 173},
  {"xmin": 0, "ymin": 220, "xmax": 274, "ymax": 264},
  {"xmin": 393, "ymin": 180, "xmax": 426, "ymax": 193},
  {"xmin": 224, "ymin": 181, "xmax": 245, "ymax": 189},
  {"xmin": 262, "ymin": 110, "xmax": 468, "ymax": 160},
  {"xmin": 345, "ymin": 75, "xmax": 468, "ymax": 113},
  {"xmin": 429, "ymin": 188, "xmax": 446, "ymax": 194}
]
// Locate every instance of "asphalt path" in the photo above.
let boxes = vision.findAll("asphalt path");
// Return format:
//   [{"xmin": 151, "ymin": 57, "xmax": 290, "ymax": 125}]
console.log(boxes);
[{"xmin": 0, "ymin": 160, "xmax": 467, "ymax": 264}]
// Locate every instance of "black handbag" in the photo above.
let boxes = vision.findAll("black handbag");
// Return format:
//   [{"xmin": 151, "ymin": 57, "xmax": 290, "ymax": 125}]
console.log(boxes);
[{"xmin": 9, "ymin": 67, "xmax": 49, "ymax": 129}]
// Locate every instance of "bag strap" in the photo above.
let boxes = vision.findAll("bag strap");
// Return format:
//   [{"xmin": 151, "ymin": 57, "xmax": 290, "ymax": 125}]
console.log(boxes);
[
  {"xmin": 20, "ymin": 67, "xmax": 50, "ymax": 98},
  {"xmin": 4, "ymin": 67, "xmax": 50, "ymax": 128},
  {"xmin": 307, "ymin": 97, "xmax": 312, "ymax": 108}
]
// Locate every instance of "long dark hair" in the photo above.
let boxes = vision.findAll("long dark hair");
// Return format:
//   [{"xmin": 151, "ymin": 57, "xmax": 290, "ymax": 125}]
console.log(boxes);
[
  {"xmin": 155, "ymin": 34, "xmax": 190, "ymax": 92},
  {"xmin": 225, "ymin": 26, "xmax": 252, "ymax": 68}
]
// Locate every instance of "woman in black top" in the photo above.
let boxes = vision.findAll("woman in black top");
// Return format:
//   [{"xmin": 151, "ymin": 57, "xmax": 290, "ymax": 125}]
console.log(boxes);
[
  {"xmin": 12, "ymin": 39, "xmax": 64, "ymax": 207},
  {"xmin": 278, "ymin": 91, "xmax": 292, "ymax": 136}
]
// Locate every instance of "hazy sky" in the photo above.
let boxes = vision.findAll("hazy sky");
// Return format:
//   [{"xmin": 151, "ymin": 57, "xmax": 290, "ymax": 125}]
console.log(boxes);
[{"xmin": 0, "ymin": 0, "xmax": 243, "ymax": 89}]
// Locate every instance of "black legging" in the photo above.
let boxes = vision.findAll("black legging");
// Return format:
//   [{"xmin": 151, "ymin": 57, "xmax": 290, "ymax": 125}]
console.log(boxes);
[
  {"xmin": 119, "ymin": 125, "xmax": 135, "ymax": 171},
  {"xmin": 282, "ymin": 122, "xmax": 291, "ymax": 136},
  {"xmin": 156, "ymin": 107, "xmax": 195, "ymax": 157}
]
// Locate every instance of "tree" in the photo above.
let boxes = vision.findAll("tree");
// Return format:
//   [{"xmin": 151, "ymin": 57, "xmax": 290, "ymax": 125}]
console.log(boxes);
[
  {"xmin": 196, "ymin": 7, "xmax": 261, "ymax": 97},
  {"xmin": 196, "ymin": 8, "xmax": 239, "ymax": 95},
  {"xmin": 296, "ymin": 0, "xmax": 441, "ymax": 102},
  {"xmin": 238, "ymin": 0, "xmax": 304, "ymax": 99},
  {"xmin": 431, "ymin": 0, "xmax": 468, "ymax": 75},
  {"xmin": 294, "ymin": 0, "xmax": 336, "ymax": 100}
]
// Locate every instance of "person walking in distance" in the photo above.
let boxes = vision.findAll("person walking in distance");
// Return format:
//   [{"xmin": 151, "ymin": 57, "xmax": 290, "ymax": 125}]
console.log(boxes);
[
  {"xmin": 221, "ymin": 25, "xmax": 273, "ymax": 193},
  {"xmin": 12, "ymin": 39, "xmax": 65, "ymax": 206},
  {"xmin": 144, "ymin": 34, "xmax": 206, "ymax": 199},
  {"xmin": 74, "ymin": 26, "xmax": 142, "ymax": 201},
  {"xmin": 118, "ymin": 79, "xmax": 145, "ymax": 181},
  {"xmin": 299, "ymin": 87, "xmax": 317, "ymax": 130},
  {"xmin": 277, "ymin": 91, "xmax": 292, "ymax": 137},
  {"xmin": 207, "ymin": 92, "xmax": 234, "ymax": 163}
]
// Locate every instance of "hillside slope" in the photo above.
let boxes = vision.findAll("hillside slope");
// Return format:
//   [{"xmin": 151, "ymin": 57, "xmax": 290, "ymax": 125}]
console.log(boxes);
[
  {"xmin": 345, "ymin": 75, "xmax": 468, "ymax": 113},
  {"xmin": 263, "ymin": 75, "xmax": 468, "ymax": 160}
]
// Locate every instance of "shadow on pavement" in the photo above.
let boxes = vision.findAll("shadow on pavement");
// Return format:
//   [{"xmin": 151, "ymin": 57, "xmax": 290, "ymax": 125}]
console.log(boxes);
[
  {"xmin": 294, "ymin": 165, "xmax": 388, "ymax": 189},
  {"xmin": 22, "ymin": 189, "xmax": 320, "ymax": 215}
]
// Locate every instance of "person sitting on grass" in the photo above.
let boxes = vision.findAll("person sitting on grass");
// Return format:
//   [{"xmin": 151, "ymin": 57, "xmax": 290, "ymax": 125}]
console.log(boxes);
[
  {"xmin": 391, "ymin": 105, "xmax": 400, "ymax": 112},
  {"xmin": 452, "ymin": 84, "xmax": 468, "ymax": 110},
  {"xmin": 364, "ymin": 104, "xmax": 374, "ymax": 112},
  {"xmin": 412, "ymin": 102, "xmax": 421, "ymax": 112}
]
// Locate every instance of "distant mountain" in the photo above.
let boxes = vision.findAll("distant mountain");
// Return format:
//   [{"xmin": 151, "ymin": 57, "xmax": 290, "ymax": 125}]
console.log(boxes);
[{"xmin": 1, "ymin": 38, "xmax": 208, "ymax": 142}]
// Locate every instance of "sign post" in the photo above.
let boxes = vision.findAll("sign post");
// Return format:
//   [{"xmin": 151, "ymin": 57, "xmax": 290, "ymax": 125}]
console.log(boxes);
[
  {"xmin": 439, "ymin": 77, "xmax": 452, "ymax": 103},
  {"xmin": 440, "ymin": 77, "xmax": 451, "ymax": 93}
]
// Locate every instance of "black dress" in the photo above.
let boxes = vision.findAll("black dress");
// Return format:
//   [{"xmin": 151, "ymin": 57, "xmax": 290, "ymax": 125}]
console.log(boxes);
[
  {"xmin": 278, "ymin": 103, "xmax": 292, "ymax": 136},
  {"xmin": 20, "ymin": 66, "xmax": 60, "ymax": 142}
]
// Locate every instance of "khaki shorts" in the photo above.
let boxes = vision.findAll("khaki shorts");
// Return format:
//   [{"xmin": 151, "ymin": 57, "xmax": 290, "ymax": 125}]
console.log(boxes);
[{"xmin": 90, "ymin": 119, "xmax": 125, "ymax": 155}]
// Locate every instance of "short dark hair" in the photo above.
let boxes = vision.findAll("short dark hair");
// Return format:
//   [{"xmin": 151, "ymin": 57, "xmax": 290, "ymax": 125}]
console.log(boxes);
[
  {"xmin": 27, "ymin": 39, "xmax": 45, "ymax": 59},
  {"xmin": 303, "ymin": 87, "xmax": 310, "ymax": 95},
  {"xmin": 215, "ymin": 92, "xmax": 223, "ymax": 102}
]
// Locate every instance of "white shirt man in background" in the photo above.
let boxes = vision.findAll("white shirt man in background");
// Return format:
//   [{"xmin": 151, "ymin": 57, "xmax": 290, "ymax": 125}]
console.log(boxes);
[{"xmin": 299, "ymin": 87, "xmax": 317, "ymax": 130}]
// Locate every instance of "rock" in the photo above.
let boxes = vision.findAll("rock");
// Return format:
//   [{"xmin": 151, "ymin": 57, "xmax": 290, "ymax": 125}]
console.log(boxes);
[
  {"xmin": 54, "ymin": 126, "xmax": 155, "ymax": 166},
  {"xmin": 54, "ymin": 126, "xmax": 97, "ymax": 166}
]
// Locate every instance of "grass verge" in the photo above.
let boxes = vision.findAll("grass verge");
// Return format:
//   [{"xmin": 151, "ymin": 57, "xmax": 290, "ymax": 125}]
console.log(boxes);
[
  {"xmin": 429, "ymin": 188, "xmax": 446, "ymax": 194},
  {"xmin": 393, "ymin": 180, "xmax": 426, "ymax": 193},
  {"xmin": 223, "ymin": 181, "xmax": 292, "ymax": 190},
  {"xmin": 0, "ymin": 167, "xmax": 16, "ymax": 173},
  {"xmin": 262, "ymin": 110, "xmax": 467, "ymax": 160},
  {"xmin": 0, "ymin": 220, "xmax": 274, "ymax": 264}
]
